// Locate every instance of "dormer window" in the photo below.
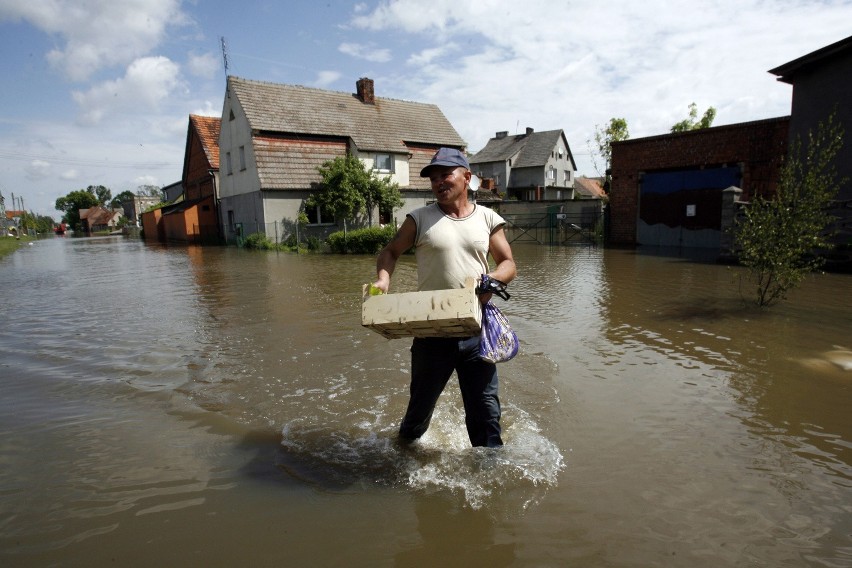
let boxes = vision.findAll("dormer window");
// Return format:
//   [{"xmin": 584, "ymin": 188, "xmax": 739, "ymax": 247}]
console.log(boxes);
[{"xmin": 374, "ymin": 153, "xmax": 394, "ymax": 173}]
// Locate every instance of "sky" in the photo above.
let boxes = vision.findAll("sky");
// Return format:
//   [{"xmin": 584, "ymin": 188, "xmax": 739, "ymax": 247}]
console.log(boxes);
[{"xmin": 1, "ymin": 0, "xmax": 851, "ymax": 219}]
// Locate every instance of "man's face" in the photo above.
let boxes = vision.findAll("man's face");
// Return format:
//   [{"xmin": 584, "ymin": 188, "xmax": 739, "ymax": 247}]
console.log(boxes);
[{"xmin": 428, "ymin": 166, "xmax": 471, "ymax": 203}]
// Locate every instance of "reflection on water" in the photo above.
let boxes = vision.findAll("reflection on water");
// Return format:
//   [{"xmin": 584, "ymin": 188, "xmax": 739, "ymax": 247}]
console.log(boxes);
[{"xmin": 1, "ymin": 237, "xmax": 851, "ymax": 566}]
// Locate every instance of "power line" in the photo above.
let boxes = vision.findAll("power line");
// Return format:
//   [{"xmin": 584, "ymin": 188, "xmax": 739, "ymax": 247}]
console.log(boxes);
[{"xmin": 0, "ymin": 149, "xmax": 178, "ymax": 169}]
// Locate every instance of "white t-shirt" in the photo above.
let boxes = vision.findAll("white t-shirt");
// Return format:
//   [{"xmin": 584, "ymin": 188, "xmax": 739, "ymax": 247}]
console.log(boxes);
[{"xmin": 407, "ymin": 204, "xmax": 506, "ymax": 291}]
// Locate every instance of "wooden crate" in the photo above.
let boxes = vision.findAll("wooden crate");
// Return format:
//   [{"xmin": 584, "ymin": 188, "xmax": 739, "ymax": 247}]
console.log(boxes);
[{"xmin": 362, "ymin": 279, "xmax": 482, "ymax": 339}]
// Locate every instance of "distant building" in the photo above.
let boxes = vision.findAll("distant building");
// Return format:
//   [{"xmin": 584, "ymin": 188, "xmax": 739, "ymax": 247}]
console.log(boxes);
[
  {"xmin": 80, "ymin": 207, "xmax": 123, "ymax": 233},
  {"xmin": 122, "ymin": 195, "xmax": 161, "ymax": 226},
  {"xmin": 469, "ymin": 128, "xmax": 577, "ymax": 201},
  {"xmin": 574, "ymin": 177, "xmax": 606, "ymax": 200}
]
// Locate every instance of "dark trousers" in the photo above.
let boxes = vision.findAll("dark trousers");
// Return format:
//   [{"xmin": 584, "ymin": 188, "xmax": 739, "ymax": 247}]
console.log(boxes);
[{"xmin": 399, "ymin": 336, "xmax": 503, "ymax": 447}]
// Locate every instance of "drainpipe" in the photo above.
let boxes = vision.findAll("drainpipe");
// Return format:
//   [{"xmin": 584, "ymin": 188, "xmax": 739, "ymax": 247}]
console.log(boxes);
[{"xmin": 209, "ymin": 169, "xmax": 223, "ymax": 240}]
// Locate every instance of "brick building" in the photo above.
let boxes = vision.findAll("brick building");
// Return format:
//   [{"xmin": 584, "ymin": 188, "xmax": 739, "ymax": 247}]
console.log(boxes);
[{"xmin": 608, "ymin": 117, "xmax": 789, "ymax": 248}]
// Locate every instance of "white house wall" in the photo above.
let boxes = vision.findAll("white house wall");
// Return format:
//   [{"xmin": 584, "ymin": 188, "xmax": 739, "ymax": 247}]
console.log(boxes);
[
  {"xmin": 219, "ymin": 93, "xmax": 261, "ymax": 200},
  {"xmin": 355, "ymin": 151, "xmax": 411, "ymax": 187}
]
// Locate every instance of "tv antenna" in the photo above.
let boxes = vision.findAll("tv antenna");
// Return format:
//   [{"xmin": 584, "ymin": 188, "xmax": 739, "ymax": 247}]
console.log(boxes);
[{"xmin": 220, "ymin": 36, "xmax": 230, "ymax": 77}]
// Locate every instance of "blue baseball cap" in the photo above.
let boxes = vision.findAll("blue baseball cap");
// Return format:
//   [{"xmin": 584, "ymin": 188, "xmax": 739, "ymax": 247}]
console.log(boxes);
[{"xmin": 420, "ymin": 147, "xmax": 470, "ymax": 177}]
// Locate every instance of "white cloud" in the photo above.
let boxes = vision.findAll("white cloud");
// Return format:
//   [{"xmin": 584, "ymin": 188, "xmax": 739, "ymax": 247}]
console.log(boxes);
[
  {"xmin": 191, "ymin": 101, "xmax": 222, "ymax": 118},
  {"xmin": 133, "ymin": 174, "xmax": 160, "ymax": 187},
  {"xmin": 407, "ymin": 45, "xmax": 457, "ymax": 67},
  {"xmin": 60, "ymin": 169, "xmax": 79, "ymax": 181},
  {"xmin": 72, "ymin": 56, "xmax": 184, "ymax": 125},
  {"xmin": 0, "ymin": 0, "xmax": 188, "ymax": 81},
  {"xmin": 338, "ymin": 42, "xmax": 392, "ymax": 63},
  {"xmin": 314, "ymin": 71, "xmax": 342, "ymax": 88},
  {"xmin": 25, "ymin": 159, "xmax": 51, "ymax": 181},
  {"xmin": 349, "ymin": 0, "xmax": 852, "ymax": 174},
  {"xmin": 187, "ymin": 51, "xmax": 220, "ymax": 78}
]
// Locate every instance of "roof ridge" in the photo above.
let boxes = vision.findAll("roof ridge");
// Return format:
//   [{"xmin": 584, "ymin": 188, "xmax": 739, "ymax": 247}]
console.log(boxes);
[{"xmin": 228, "ymin": 75, "xmax": 432, "ymax": 106}]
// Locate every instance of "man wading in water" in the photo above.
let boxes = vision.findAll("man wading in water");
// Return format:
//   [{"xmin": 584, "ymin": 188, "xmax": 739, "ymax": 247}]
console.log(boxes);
[{"xmin": 372, "ymin": 148, "xmax": 517, "ymax": 448}]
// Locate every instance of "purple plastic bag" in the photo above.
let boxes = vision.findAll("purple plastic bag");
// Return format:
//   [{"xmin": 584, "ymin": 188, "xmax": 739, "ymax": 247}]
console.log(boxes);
[{"xmin": 479, "ymin": 301, "xmax": 519, "ymax": 363}]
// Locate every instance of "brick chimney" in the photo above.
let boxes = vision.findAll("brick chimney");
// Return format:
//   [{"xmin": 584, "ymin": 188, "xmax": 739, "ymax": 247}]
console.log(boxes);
[
  {"xmin": 526, "ymin": 127, "xmax": 534, "ymax": 136},
  {"xmin": 496, "ymin": 131, "xmax": 508, "ymax": 139},
  {"xmin": 356, "ymin": 77, "xmax": 375, "ymax": 104}
]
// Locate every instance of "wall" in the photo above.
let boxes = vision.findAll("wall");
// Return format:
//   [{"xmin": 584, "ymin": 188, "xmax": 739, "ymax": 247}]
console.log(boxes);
[
  {"xmin": 218, "ymin": 94, "xmax": 260, "ymax": 200},
  {"xmin": 609, "ymin": 117, "xmax": 789, "ymax": 247},
  {"xmin": 141, "ymin": 208, "xmax": 163, "ymax": 241},
  {"xmin": 786, "ymin": 50, "xmax": 852, "ymax": 203}
]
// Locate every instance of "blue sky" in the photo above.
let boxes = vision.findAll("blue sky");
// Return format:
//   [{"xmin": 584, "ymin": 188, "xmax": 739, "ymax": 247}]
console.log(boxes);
[{"xmin": 1, "ymin": 0, "xmax": 851, "ymax": 218}]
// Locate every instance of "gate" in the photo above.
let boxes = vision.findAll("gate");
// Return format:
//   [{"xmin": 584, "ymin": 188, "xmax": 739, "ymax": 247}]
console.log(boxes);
[{"xmin": 502, "ymin": 207, "xmax": 603, "ymax": 245}]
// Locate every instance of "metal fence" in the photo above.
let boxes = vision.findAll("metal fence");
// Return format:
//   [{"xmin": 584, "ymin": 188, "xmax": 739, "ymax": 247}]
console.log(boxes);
[{"xmin": 502, "ymin": 209, "xmax": 604, "ymax": 245}]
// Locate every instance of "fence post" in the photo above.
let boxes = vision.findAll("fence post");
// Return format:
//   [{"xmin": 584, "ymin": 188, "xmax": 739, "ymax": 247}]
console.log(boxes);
[{"xmin": 719, "ymin": 186, "xmax": 743, "ymax": 262}]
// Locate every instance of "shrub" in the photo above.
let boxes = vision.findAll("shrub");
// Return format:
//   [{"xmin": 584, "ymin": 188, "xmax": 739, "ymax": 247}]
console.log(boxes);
[
  {"xmin": 243, "ymin": 232, "xmax": 275, "ymax": 250},
  {"xmin": 735, "ymin": 113, "xmax": 845, "ymax": 306},
  {"xmin": 326, "ymin": 225, "xmax": 396, "ymax": 254}
]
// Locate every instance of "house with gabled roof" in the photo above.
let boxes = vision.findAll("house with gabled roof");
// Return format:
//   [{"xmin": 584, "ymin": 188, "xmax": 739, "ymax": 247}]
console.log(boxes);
[
  {"xmin": 80, "ymin": 206, "xmax": 122, "ymax": 234},
  {"xmin": 218, "ymin": 76, "xmax": 466, "ymax": 242},
  {"xmin": 162, "ymin": 114, "xmax": 222, "ymax": 244},
  {"xmin": 574, "ymin": 176, "xmax": 606, "ymax": 200},
  {"xmin": 469, "ymin": 128, "xmax": 577, "ymax": 201},
  {"xmin": 143, "ymin": 114, "xmax": 222, "ymax": 244}
]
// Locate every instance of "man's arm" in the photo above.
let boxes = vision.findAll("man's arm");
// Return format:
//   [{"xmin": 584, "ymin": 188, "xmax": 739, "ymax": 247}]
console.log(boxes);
[
  {"xmin": 478, "ymin": 226, "xmax": 516, "ymax": 304},
  {"xmin": 488, "ymin": 226, "xmax": 516, "ymax": 285},
  {"xmin": 373, "ymin": 216, "xmax": 417, "ymax": 293}
]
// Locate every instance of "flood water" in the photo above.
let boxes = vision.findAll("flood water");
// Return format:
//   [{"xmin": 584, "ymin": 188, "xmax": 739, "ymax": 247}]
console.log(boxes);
[{"xmin": 1, "ymin": 235, "xmax": 851, "ymax": 567}]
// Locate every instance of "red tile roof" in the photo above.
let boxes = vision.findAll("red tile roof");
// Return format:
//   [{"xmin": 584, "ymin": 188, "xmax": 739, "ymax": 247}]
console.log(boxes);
[
  {"xmin": 574, "ymin": 176, "xmax": 606, "ymax": 198},
  {"xmin": 190, "ymin": 114, "xmax": 221, "ymax": 169}
]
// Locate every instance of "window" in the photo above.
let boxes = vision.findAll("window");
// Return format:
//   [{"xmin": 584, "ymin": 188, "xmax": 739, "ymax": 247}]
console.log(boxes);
[
  {"xmin": 239, "ymin": 146, "xmax": 246, "ymax": 171},
  {"xmin": 547, "ymin": 167, "xmax": 556, "ymax": 180},
  {"xmin": 374, "ymin": 153, "xmax": 393, "ymax": 172},
  {"xmin": 564, "ymin": 170, "xmax": 572, "ymax": 184},
  {"xmin": 226, "ymin": 152, "xmax": 233, "ymax": 175},
  {"xmin": 306, "ymin": 204, "xmax": 334, "ymax": 225}
]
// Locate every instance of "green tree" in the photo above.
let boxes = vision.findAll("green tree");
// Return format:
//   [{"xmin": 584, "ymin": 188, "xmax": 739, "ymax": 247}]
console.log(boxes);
[
  {"xmin": 589, "ymin": 117, "xmax": 629, "ymax": 178},
  {"xmin": 55, "ymin": 189, "xmax": 100, "ymax": 231},
  {"xmin": 735, "ymin": 113, "xmax": 846, "ymax": 307},
  {"xmin": 19, "ymin": 211, "xmax": 55, "ymax": 233},
  {"xmin": 307, "ymin": 154, "xmax": 403, "ymax": 226},
  {"xmin": 671, "ymin": 103, "xmax": 716, "ymax": 133},
  {"xmin": 111, "ymin": 190, "xmax": 135, "ymax": 208},
  {"xmin": 85, "ymin": 185, "xmax": 112, "ymax": 206}
]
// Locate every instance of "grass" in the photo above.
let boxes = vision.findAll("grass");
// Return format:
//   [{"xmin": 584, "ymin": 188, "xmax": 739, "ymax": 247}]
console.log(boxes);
[{"xmin": 0, "ymin": 235, "xmax": 32, "ymax": 260}]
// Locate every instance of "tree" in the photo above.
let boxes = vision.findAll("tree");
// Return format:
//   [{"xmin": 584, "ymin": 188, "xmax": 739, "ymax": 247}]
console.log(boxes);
[
  {"xmin": 55, "ymin": 189, "xmax": 99, "ymax": 231},
  {"xmin": 19, "ymin": 211, "xmax": 55, "ymax": 233},
  {"xmin": 85, "ymin": 184, "xmax": 112, "ymax": 206},
  {"xmin": 307, "ymin": 154, "xmax": 403, "ymax": 226},
  {"xmin": 671, "ymin": 103, "xmax": 716, "ymax": 133},
  {"xmin": 136, "ymin": 185, "xmax": 163, "ymax": 199},
  {"xmin": 735, "ymin": 113, "xmax": 846, "ymax": 307},
  {"xmin": 111, "ymin": 190, "xmax": 135, "ymax": 208},
  {"xmin": 589, "ymin": 117, "xmax": 629, "ymax": 178}
]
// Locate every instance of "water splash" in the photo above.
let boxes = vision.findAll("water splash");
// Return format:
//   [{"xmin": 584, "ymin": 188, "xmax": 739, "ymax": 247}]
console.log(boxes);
[{"xmin": 278, "ymin": 403, "xmax": 564, "ymax": 510}]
